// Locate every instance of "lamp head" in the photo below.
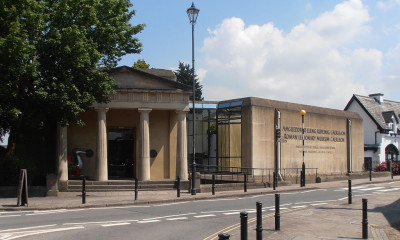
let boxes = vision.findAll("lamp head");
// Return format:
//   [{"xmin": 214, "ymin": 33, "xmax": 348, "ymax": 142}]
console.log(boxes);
[
  {"xmin": 300, "ymin": 110, "xmax": 306, "ymax": 116},
  {"xmin": 187, "ymin": 2, "xmax": 199, "ymax": 24}
]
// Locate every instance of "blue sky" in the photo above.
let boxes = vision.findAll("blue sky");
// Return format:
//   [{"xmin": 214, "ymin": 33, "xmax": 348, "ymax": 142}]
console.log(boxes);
[{"xmin": 121, "ymin": 0, "xmax": 400, "ymax": 110}]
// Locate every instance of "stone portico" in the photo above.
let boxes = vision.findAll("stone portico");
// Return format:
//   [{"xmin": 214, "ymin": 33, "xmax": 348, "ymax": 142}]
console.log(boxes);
[{"xmin": 56, "ymin": 66, "xmax": 192, "ymax": 183}]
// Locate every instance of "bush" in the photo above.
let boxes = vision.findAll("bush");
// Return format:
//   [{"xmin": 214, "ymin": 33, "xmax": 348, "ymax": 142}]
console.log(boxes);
[{"xmin": 374, "ymin": 161, "xmax": 400, "ymax": 174}]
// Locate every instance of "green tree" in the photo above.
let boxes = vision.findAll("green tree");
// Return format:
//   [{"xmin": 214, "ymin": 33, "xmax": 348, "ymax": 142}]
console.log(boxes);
[
  {"xmin": 0, "ymin": 0, "xmax": 145, "ymax": 154},
  {"xmin": 133, "ymin": 59, "xmax": 150, "ymax": 69},
  {"xmin": 174, "ymin": 61, "xmax": 203, "ymax": 101}
]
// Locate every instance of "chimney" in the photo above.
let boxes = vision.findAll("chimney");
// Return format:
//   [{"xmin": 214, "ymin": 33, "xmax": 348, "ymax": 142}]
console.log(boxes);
[{"xmin": 369, "ymin": 93, "xmax": 384, "ymax": 105}]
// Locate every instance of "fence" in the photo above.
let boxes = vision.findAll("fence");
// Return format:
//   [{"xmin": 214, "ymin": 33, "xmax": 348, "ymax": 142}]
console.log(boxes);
[{"xmin": 192, "ymin": 164, "xmax": 318, "ymax": 185}]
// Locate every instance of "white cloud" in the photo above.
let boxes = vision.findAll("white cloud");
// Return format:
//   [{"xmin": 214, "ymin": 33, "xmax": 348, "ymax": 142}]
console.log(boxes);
[
  {"xmin": 201, "ymin": 0, "xmax": 382, "ymax": 109},
  {"xmin": 377, "ymin": 0, "xmax": 400, "ymax": 11}
]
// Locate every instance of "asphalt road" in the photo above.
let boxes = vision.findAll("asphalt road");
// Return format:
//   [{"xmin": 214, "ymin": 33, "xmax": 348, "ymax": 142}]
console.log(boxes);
[{"xmin": 1, "ymin": 181, "xmax": 399, "ymax": 240}]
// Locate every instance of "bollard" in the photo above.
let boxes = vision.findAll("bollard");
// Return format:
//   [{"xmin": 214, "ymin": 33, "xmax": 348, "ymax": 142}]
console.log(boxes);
[
  {"xmin": 256, "ymin": 202, "xmax": 263, "ymax": 240},
  {"xmin": 391, "ymin": 168, "xmax": 394, "ymax": 179},
  {"xmin": 244, "ymin": 174, "xmax": 248, "ymax": 192},
  {"xmin": 82, "ymin": 176, "xmax": 86, "ymax": 204},
  {"xmin": 275, "ymin": 194, "xmax": 280, "ymax": 231},
  {"xmin": 177, "ymin": 176, "xmax": 181, "ymax": 198},
  {"xmin": 348, "ymin": 179, "xmax": 352, "ymax": 204},
  {"xmin": 240, "ymin": 212, "xmax": 248, "ymax": 240},
  {"xmin": 362, "ymin": 198, "xmax": 368, "ymax": 239},
  {"xmin": 135, "ymin": 178, "xmax": 138, "ymax": 200},
  {"xmin": 218, "ymin": 233, "xmax": 230, "ymax": 240},
  {"xmin": 212, "ymin": 174, "xmax": 216, "ymax": 195},
  {"xmin": 273, "ymin": 172, "xmax": 276, "ymax": 190},
  {"xmin": 369, "ymin": 168, "xmax": 372, "ymax": 181}
]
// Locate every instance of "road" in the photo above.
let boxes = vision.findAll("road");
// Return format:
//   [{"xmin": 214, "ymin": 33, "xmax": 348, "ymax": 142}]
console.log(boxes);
[{"xmin": 0, "ymin": 181, "xmax": 399, "ymax": 239}]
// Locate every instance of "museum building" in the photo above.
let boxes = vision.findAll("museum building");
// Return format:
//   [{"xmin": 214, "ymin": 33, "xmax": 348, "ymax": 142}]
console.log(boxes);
[{"xmin": 56, "ymin": 66, "xmax": 365, "ymax": 185}]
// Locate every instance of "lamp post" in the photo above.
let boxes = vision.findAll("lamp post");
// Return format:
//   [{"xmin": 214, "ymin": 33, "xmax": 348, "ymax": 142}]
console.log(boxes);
[
  {"xmin": 300, "ymin": 110, "xmax": 306, "ymax": 187},
  {"xmin": 187, "ymin": 2, "xmax": 199, "ymax": 195}
]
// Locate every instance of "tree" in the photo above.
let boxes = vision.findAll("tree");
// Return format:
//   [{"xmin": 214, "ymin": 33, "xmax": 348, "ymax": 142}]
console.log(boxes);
[
  {"xmin": 0, "ymin": 0, "xmax": 145, "ymax": 154},
  {"xmin": 133, "ymin": 59, "xmax": 150, "ymax": 69},
  {"xmin": 174, "ymin": 61, "xmax": 203, "ymax": 101}
]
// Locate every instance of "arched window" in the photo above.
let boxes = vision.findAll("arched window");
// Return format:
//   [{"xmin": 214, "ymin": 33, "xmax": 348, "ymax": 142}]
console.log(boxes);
[{"xmin": 385, "ymin": 144, "xmax": 399, "ymax": 163}]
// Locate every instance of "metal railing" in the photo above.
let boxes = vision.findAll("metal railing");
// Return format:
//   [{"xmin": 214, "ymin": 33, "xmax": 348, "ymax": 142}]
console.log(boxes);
[{"xmin": 191, "ymin": 164, "xmax": 318, "ymax": 185}]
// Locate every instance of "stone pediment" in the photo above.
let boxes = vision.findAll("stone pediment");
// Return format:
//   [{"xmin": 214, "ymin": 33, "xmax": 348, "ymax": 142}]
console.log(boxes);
[{"xmin": 109, "ymin": 66, "xmax": 191, "ymax": 92}]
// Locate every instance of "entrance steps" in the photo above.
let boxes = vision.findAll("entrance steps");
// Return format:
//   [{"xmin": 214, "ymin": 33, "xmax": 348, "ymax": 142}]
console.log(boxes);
[{"xmin": 62, "ymin": 179, "xmax": 188, "ymax": 192}]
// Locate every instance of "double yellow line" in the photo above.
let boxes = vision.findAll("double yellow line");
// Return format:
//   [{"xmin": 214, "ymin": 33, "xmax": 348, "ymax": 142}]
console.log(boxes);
[{"xmin": 203, "ymin": 209, "xmax": 295, "ymax": 240}]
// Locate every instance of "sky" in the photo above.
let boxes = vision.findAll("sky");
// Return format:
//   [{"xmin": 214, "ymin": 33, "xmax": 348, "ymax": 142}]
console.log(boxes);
[{"xmin": 121, "ymin": 0, "xmax": 399, "ymax": 110}]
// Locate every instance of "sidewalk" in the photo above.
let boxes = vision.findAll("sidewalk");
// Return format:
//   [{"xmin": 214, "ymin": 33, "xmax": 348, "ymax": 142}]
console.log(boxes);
[{"xmin": 1, "ymin": 176, "xmax": 400, "ymax": 239}]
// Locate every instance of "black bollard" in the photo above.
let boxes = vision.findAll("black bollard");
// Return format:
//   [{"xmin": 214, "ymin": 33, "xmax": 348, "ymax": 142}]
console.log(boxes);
[
  {"xmin": 362, "ymin": 198, "xmax": 368, "ymax": 239},
  {"xmin": 256, "ymin": 202, "xmax": 263, "ymax": 240},
  {"xmin": 273, "ymin": 172, "xmax": 276, "ymax": 190},
  {"xmin": 369, "ymin": 168, "xmax": 372, "ymax": 181},
  {"xmin": 218, "ymin": 233, "xmax": 230, "ymax": 240},
  {"xmin": 177, "ymin": 176, "xmax": 181, "ymax": 198},
  {"xmin": 82, "ymin": 176, "xmax": 86, "ymax": 204},
  {"xmin": 348, "ymin": 179, "xmax": 352, "ymax": 204},
  {"xmin": 212, "ymin": 174, "xmax": 216, "ymax": 195},
  {"xmin": 135, "ymin": 178, "xmax": 138, "ymax": 200},
  {"xmin": 244, "ymin": 174, "xmax": 248, "ymax": 192},
  {"xmin": 240, "ymin": 212, "xmax": 248, "ymax": 240},
  {"xmin": 275, "ymin": 194, "xmax": 280, "ymax": 231}
]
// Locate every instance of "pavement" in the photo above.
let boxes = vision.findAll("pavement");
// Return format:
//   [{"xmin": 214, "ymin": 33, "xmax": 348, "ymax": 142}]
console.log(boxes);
[{"xmin": 1, "ymin": 176, "xmax": 400, "ymax": 239}]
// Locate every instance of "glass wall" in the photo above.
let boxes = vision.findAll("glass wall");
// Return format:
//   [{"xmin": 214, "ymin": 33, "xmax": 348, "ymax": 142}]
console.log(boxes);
[
  {"xmin": 187, "ymin": 103, "xmax": 217, "ymax": 171},
  {"xmin": 217, "ymin": 101, "xmax": 242, "ymax": 171}
]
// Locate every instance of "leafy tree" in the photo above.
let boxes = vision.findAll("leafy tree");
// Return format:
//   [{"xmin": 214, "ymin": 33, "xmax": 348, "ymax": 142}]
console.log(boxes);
[
  {"xmin": 133, "ymin": 59, "xmax": 150, "ymax": 69},
  {"xmin": 174, "ymin": 61, "xmax": 203, "ymax": 101},
  {"xmin": 0, "ymin": 0, "xmax": 145, "ymax": 154}
]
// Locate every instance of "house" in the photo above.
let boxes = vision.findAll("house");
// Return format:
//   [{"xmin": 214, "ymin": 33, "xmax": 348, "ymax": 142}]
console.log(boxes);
[{"xmin": 344, "ymin": 93, "xmax": 400, "ymax": 169}]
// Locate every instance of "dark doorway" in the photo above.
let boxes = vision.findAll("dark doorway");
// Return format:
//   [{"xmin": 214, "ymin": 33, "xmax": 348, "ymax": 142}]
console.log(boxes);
[{"xmin": 108, "ymin": 129, "xmax": 135, "ymax": 178}]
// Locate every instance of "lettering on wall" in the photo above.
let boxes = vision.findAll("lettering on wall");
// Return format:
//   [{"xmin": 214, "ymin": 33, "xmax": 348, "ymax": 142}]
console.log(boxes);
[{"xmin": 282, "ymin": 126, "xmax": 346, "ymax": 154}]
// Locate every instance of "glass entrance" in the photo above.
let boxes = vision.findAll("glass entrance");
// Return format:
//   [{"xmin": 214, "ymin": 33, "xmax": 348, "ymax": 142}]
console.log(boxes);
[{"xmin": 108, "ymin": 129, "xmax": 135, "ymax": 178}]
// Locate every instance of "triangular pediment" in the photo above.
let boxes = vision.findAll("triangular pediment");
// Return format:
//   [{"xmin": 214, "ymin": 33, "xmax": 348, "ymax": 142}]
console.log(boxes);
[{"xmin": 109, "ymin": 66, "xmax": 191, "ymax": 92}]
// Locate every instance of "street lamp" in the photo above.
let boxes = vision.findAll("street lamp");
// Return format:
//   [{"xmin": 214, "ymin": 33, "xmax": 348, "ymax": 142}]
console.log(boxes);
[
  {"xmin": 187, "ymin": 2, "xmax": 199, "ymax": 195},
  {"xmin": 300, "ymin": 110, "xmax": 306, "ymax": 187}
]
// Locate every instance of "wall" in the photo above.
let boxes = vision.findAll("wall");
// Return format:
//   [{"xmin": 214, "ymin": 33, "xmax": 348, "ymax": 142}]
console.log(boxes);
[{"xmin": 245, "ymin": 97, "xmax": 364, "ymax": 176}]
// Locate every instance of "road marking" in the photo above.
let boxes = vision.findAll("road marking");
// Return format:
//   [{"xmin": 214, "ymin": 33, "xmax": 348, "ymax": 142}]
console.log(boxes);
[
  {"xmin": 0, "ymin": 215, "xmax": 21, "ymax": 218},
  {"xmin": 138, "ymin": 220, "xmax": 160, "ymax": 223},
  {"xmin": 376, "ymin": 188, "xmax": 400, "ymax": 192},
  {"xmin": 194, "ymin": 214, "xmax": 216, "ymax": 218},
  {"xmin": 166, "ymin": 217, "xmax": 188, "ymax": 221},
  {"xmin": 101, "ymin": 222, "xmax": 131, "ymax": 227},
  {"xmin": 223, "ymin": 212, "xmax": 240, "ymax": 215},
  {"xmin": 358, "ymin": 187, "xmax": 385, "ymax": 191},
  {"xmin": 63, "ymin": 220, "xmax": 138, "ymax": 226},
  {"xmin": 0, "ymin": 225, "xmax": 57, "ymax": 233},
  {"xmin": 292, "ymin": 205, "xmax": 307, "ymax": 209},
  {"xmin": 2, "ymin": 226, "xmax": 84, "ymax": 240},
  {"xmin": 311, "ymin": 203, "xmax": 328, "ymax": 206}
]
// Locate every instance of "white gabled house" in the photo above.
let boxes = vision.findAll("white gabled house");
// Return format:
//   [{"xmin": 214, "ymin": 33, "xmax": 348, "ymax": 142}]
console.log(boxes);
[{"xmin": 345, "ymin": 93, "xmax": 400, "ymax": 169}]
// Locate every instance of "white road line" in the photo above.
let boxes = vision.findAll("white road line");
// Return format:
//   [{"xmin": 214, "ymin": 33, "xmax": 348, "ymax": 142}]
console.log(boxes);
[
  {"xmin": 358, "ymin": 187, "xmax": 385, "ymax": 191},
  {"xmin": 166, "ymin": 217, "xmax": 188, "ymax": 221},
  {"xmin": 223, "ymin": 212, "xmax": 240, "ymax": 215},
  {"xmin": 280, "ymin": 208, "xmax": 288, "ymax": 210},
  {"xmin": 3, "ymin": 226, "xmax": 84, "ymax": 240},
  {"xmin": 63, "ymin": 220, "xmax": 138, "ymax": 226},
  {"xmin": 101, "ymin": 222, "xmax": 131, "ymax": 227},
  {"xmin": 194, "ymin": 214, "xmax": 216, "ymax": 218},
  {"xmin": 376, "ymin": 188, "xmax": 400, "ymax": 192},
  {"xmin": 292, "ymin": 205, "xmax": 307, "ymax": 209},
  {"xmin": 138, "ymin": 220, "xmax": 160, "ymax": 223},
  {"xmin": 0, "ymin": 234, "xmax": 12, "ymax": 239},
  {"xmin": 311, "ymin": 203, "xmax": 328, "ymax": 206},
  {"xmin": 0, "ymin": 225, "xmax": 57, "ymax": 233},
  {"xmin": 0, "ymin": 215, "xmax": 21, "ymax": 218}
]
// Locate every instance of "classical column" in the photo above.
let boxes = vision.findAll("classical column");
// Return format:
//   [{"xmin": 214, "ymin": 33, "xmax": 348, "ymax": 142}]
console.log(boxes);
[
  {"xmin": 176, "ymin": 110, "xmax": 188, "ymax": 180},
  {"xmin": 96, "ymin": 108, "xmax": 109, "ymax": 181},
  {"xmin": 138, "ymin": 108, "xmax": 152, "ymax": 181},
  {"xmin": 56, "ymin": 123, "xmax": 68, "ymax": 182}
]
